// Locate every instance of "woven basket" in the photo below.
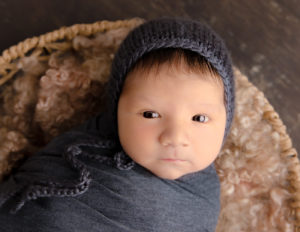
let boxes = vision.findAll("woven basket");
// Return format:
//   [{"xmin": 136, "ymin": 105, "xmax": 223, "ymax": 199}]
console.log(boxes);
[{"xmin": 0, "ymin": 18, "xmax": 299, "ymax": 232}]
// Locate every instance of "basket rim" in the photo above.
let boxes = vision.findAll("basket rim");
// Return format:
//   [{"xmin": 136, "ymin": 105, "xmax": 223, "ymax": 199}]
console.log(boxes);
[
  {"xmin": 0, "ymin": 17, "xmax": 299, "ymax": 230},
  {"xmin": 232, "ymin": 67, "xmax": 300, "ymax": 229},
  {"xmin": 0, "ymin": 17, "xmax": 145, "ymax": 66}
]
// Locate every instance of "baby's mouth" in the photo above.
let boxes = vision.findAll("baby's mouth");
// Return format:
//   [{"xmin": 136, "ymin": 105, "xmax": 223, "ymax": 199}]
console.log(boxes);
[{"xmin": 161, "ymin": 158, "xmax": 186, "ymax": 162}]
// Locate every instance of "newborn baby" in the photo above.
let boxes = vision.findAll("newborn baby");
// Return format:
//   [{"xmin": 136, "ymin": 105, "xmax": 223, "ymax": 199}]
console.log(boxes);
[
  {"xmin": 0, "ymin": 17, "xmax": 235, "ymax": 232},
  {"xmin": 117, "ymin": 49, "xmax": 227, "ymax": 180}
]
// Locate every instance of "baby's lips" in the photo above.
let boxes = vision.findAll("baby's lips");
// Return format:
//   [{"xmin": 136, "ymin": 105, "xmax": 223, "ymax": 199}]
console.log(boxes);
[{"xmin": 161, "ymin": 158, "xmax": 186, "ymax": 162}]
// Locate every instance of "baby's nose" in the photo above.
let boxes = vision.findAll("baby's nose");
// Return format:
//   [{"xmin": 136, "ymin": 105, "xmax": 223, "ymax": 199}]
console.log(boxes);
[{"xmin": 159, "ymin": 123, "xmax": 189, "ymax": 147}]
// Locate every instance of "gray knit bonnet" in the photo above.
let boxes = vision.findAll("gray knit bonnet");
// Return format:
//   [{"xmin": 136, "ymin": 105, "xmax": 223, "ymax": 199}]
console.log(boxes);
[{"xmin": 105, "ymin": 16, "xmax": 235, "ymax": 143}]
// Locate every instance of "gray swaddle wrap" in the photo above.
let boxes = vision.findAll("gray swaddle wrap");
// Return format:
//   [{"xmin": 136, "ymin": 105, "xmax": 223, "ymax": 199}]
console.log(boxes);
[{"xmin": 0, "ymin": 114, "xmax": 220, "ymax": 231}]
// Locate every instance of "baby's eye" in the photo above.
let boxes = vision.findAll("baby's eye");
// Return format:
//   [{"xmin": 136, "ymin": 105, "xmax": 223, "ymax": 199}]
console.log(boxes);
[
  {"xmin": 143, "ymin": 111, "xmax": 160, "ymax": 118},
  {"xmin": 192, "ymin": 115, "xmax": 209, "ymax": 123}
]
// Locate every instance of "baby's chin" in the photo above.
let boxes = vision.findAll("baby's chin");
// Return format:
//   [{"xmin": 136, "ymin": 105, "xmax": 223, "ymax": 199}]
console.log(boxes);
[
  {"xmin": 145, "ymin": 162, "xmax": 214, "ymax": 180},
  {"xmin": 131, "ymin": 156, "xmax": 215, "ymax": 180},
  {"xmin": 149, "ymin": 168, "xmax": 196, "ymax": 180},
  {"xmin": 158, "ymin": 173, "xmax": 184, "ymax": 180}
]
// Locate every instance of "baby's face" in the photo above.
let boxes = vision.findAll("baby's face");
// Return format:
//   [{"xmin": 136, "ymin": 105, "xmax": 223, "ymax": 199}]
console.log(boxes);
[{"xmin": 117, "ymin": 63, "xmax": 226, "ymax": 180}]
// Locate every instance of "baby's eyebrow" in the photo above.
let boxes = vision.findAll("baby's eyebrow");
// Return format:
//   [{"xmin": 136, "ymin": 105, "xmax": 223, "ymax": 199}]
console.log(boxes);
[
  {"xmin": 192, "ymin": 104, "xmax": 222, "ymax": 114},
  {"xmin": 134, "ymin": 96, "xmax": 222, "ymax": 112},
  {"xmin": 132, "ymin": 95, "xmax": 157, "ymax": 104}
]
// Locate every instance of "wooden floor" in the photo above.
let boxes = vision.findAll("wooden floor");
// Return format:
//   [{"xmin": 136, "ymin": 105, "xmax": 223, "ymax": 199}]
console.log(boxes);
[{"xmin": 0, "ymin": 0, "xmax": 299, "ymax": 154}]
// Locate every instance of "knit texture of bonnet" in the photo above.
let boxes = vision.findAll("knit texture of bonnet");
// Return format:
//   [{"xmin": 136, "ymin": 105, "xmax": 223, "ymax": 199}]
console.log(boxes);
[{"xmin": 105, "ymin": 16, "xmax": 235, "ymax": 143}]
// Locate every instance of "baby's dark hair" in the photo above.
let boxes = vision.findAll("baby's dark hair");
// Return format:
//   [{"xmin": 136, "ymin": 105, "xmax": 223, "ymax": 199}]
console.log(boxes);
[{"xmin": 126, "ymin": 47, "xmax": 226, "ymax": 106}]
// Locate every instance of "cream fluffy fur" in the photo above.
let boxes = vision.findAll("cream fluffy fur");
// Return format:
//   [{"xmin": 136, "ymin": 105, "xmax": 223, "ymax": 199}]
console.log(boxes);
[{"xmin": 0, "ymin": 27, "xmax": 295, "ymax": 231}]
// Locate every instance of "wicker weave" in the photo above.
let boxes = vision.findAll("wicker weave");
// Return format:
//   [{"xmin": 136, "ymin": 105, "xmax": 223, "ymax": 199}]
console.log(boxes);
[{"xmin": 0, "ymin": 18, "xmax": 299, "ymax": 231}]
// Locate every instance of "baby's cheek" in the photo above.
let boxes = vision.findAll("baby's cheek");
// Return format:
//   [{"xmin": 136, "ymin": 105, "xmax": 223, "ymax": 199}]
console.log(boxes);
[
  {"xmin": 192, "ymin": 126, "xmax": 224, "ymax": 167},
  {"xmin": 133, "ymin": 122, "xmax": 157, "ymax": 147},
  {"xmin": 125, "ymin": 122, "xmax": 157, "ymax": 157}
]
